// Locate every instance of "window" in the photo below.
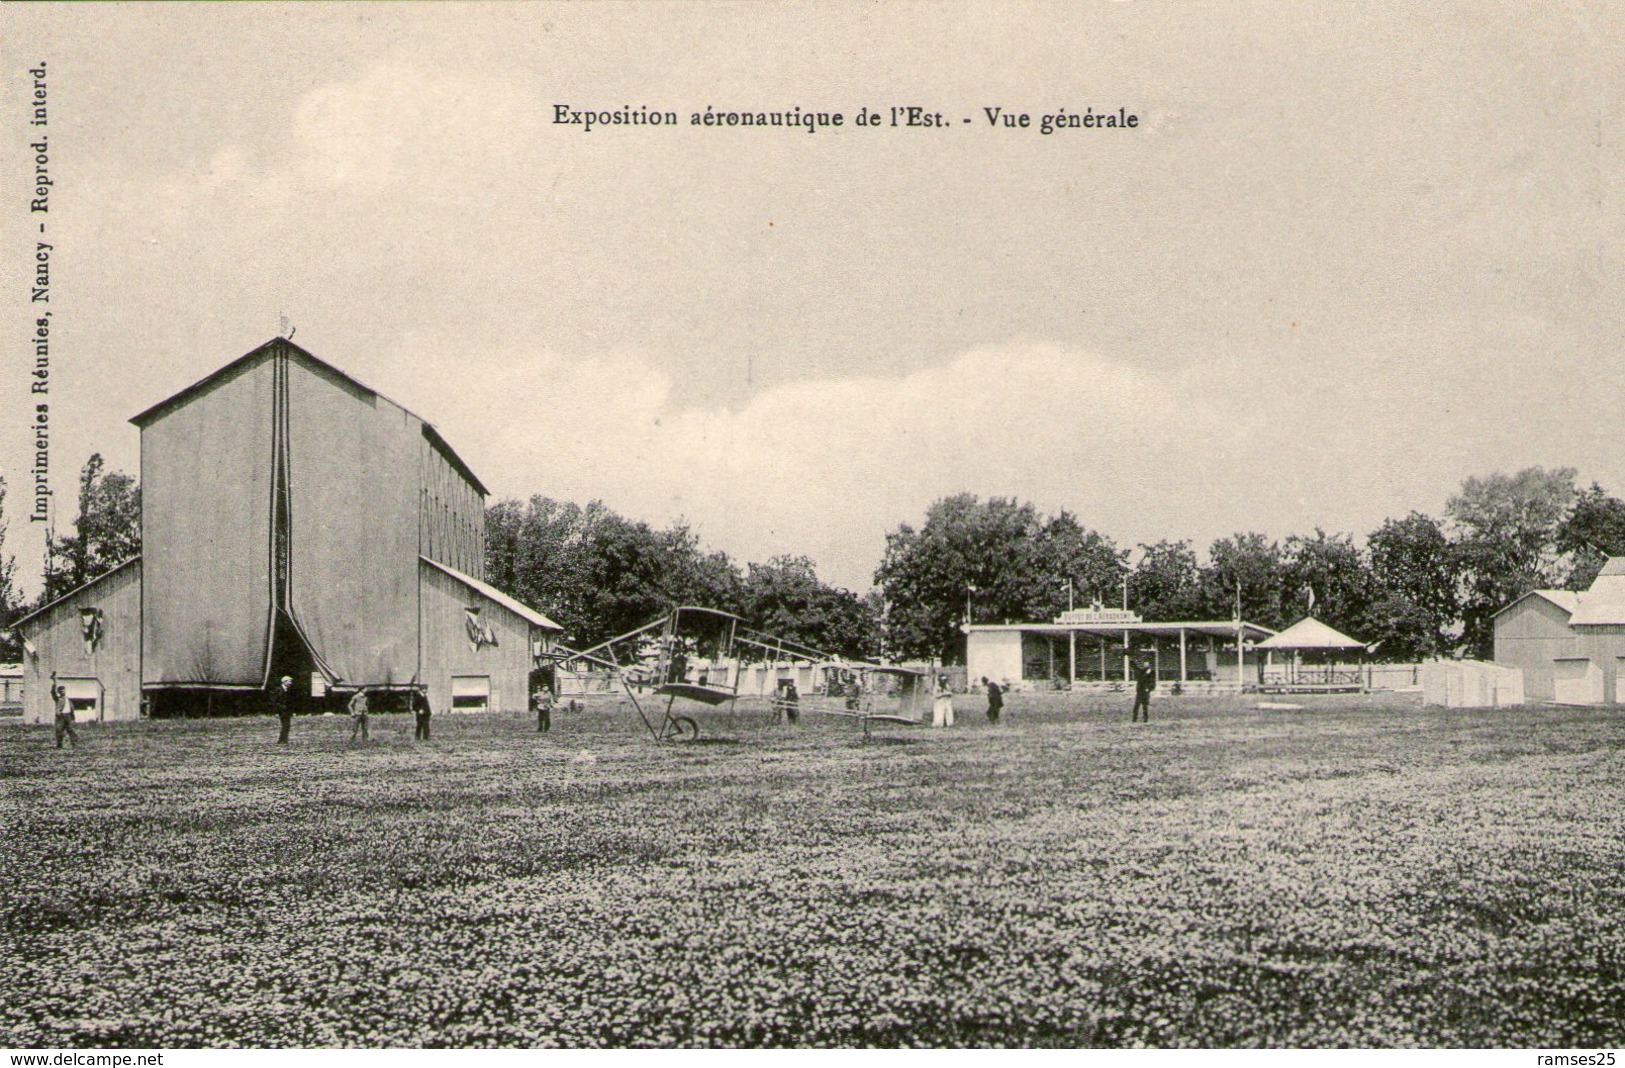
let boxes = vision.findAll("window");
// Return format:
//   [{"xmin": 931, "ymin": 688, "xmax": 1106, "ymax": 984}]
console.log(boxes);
[
  {"xmin": 60, "ymin": 677, "xmax": 102, "ymax": 721},
  {"xmin": 450, "ymin": 675, "xmax": 491, "ymax": 713}
]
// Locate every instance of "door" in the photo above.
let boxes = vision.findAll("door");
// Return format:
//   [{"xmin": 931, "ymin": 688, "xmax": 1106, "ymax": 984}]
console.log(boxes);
[{"xmin": 1553, "ymin": 659, "xmax": 1602, "ymax": 705}]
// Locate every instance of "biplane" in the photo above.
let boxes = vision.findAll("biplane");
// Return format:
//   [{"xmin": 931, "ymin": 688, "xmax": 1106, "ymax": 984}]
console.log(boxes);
[
  {"xmin": 550, "ymin": 606, "xmax": 744, "ymax": 741},
  {"xmin": 547, "ymin": 604, "xmax": 933, "ymax": 743},
  {"xmin": 729, "ymin": 628, "xmax": 933, "ymax": 737},
  {"xmin": 788, "ymin": 662, "xmax": 933, "ymax": 739}
]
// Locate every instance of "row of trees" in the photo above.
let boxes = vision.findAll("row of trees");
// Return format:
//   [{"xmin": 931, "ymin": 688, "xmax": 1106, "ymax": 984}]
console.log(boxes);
[
  {"xmin": 875, "ymin": 467, "xmax": 1625, "ymax": 662},
  {"xmin": 486, "ymin": 496, "xmax": 881, "ymax": 658},
  {"xmin": 4, "ymin": 456, "xmax": 1623, "ymax": 669}
]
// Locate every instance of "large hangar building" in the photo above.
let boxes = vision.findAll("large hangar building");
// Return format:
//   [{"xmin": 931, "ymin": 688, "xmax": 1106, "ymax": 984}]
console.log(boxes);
[{"xmin": 14, "ymin": 338, "xmax": 561, "ymax": 723}]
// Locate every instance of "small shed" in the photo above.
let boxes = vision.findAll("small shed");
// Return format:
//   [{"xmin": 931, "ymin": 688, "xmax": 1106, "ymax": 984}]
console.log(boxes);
[
  {"xmin": 1490, "ymin": 558, "xmax": 1625, "ymax": 706},
  {"xmin": 1492, "ymin": 590, "xmax": 1580, "ymax": 702},
  {"xmin": 419, "ymin": 556, "xmax": 562, "ymax": 714},
  {"xmin": 12, "ymin": 558, "xmax": 144, "ymax": 723},
  {"xmin": 1566, "ymin": 558, "xmax": 1625, "ymax": 705},
  {"xmin": 1255, "ymin": 616, "xmax": 1367, "ymax": 692}
]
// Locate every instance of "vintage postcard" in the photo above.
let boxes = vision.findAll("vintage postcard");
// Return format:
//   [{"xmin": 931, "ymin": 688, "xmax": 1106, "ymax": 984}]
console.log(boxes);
[{"xmin": 2, "ymin": 2, "xmax": 1621, "ymax": 1054}]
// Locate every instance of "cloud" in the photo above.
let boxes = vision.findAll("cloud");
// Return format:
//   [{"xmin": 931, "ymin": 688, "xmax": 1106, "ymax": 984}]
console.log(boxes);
[
  {"xmin": 372, "ymin": 337, "xmax": 1395, "ymax": 591},
  {"xmin": 291, "ymin": 63, "xmax": 541, "ymax": 190}
]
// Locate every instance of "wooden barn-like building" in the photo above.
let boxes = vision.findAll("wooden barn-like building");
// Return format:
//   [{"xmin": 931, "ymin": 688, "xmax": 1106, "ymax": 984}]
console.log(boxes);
[
  {"xmin": 1493, "ymin": 558, "xmax": 1625, "ymax": 706},
  {"xmin": 13, "ymin": 338, "xmax": 560, "ymax": 723},
  {"xmin": 1490, "ymin": 589, "xmax": 1581, "ymax": 703}
]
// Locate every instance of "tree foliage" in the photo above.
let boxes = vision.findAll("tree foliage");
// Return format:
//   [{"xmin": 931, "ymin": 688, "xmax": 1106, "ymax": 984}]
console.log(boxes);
[
  {"xmin": 875, "ymin": 495, "xmax": 1121, "ymax": 661},
  {"xmin": 485, "ymin": 497, "xmax": 745, "ymax": 649},
  {"xmin": 1281, "ymin": 529, "xmax": 1371, "ymax": 639},
  {"xmin": 740, "ymin": 555, "xmax": 879, "ymax": 661},
  {"xmin": 1363, "ymin": 512, "xmax": 1459, "ymax": 660},
  {"xmin": 488, "ymin": 465, "xmax": 1625, "ymax": 672},
  {"xmin": 1446, "ymin": 466, "xmax": 1577, "ymax": 658},
  {"xmin": 1032, "ymin": 511, "xmax": 1130, "ymax": 622},
  {"xmin": 1127, "ymin": 541, "xmax": 1203, "ymax": 622},
  {"xmin": 44, "ymin": 454, "xmax": 141, "ymax": 602},
  {"xmin": 0, "ymin": 475, "xmax": 21, "ymax": 660},
  {"xmin": 1556, "ymin": 483, "xmax": 1625, "ymax": 592},
  {"xmin": 486, "ymin": 497, "xmax": 871, "ymax": 655},
  {"xmin": 1198, "ymin": 533, "xmax": 1288, "ymax": 629}
]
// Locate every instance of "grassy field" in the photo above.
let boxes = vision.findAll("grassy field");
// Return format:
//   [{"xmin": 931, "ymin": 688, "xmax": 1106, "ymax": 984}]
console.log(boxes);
[{"xmin": 2, "ymin": 691, "xmax": 1623, "ymax": 1048}]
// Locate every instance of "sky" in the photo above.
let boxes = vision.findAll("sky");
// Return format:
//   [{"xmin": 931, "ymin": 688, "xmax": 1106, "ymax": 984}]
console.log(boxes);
[{"xmin": 3, "ymin": 3, "xmax": 1622, "ymax": 599}]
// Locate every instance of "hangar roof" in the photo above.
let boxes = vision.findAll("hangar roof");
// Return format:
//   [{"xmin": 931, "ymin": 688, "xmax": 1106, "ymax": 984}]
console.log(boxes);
[
  {"xmin": 421, "ymin": 556, "xmax": 563, "ymax": 631},
  {"xmin": 129, "ymin": 338, "xmax": 489, "ymax": 496},
  {"xmin": 11, "ymin": 557, "xmax": 141, "ymax": 630}
]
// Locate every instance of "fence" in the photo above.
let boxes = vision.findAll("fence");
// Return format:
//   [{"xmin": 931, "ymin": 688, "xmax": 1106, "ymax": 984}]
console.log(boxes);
[
  {"xmin": 1365, "ymin": 663, "xmax": 1423, "ymax": 690},
  {"xmin": 1421, "ymin": 660, "xmax": 1524, "ymax": 708}
]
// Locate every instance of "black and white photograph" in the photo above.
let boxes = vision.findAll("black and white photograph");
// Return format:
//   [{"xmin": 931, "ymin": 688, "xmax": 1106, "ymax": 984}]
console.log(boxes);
[{"xmin": 2, "ymin": 1, "xmax": 1623, "ymax": 1052}]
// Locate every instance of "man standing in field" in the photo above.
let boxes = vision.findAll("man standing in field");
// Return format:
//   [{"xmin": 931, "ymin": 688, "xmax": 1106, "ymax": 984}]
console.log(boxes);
[
  {"xmin": 1131, "ymin": 659, "xmax": 1156, "ymax": 722},
  {"xmin": 981, "ymin": 677, "xmax": 1004, "ymax": 724},
  {"xmin": 51, "ymin": 676, "xmax": 77, "ymax": 749},
  {"xmin": 348, "ymin": 687, "xmax": 370, "ymax": 743},
  {"xmin": 773, "ymin": 679, "xmax": 799, "ymax": 724},
  {"xmin": 932, "ymin": 674, "xmax": 955, "ymax": 727},
  {"xmin": 533, "ymin": 689, "xmax": 551, "ymax": 733},
  {"xmin": 269, "ymin": 675, "xmax": 296, "ymax": 744},
  {"xmin": 412, "ymin": 687, "xmax": 433, "ymax": 741}
]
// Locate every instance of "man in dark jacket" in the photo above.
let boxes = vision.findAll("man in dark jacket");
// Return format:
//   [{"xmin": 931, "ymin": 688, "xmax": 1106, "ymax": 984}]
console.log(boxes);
[
  {"xmin": 776, "ymin": 680, "xmax": 800, "ymax": 725},
  {"xmin": 1131, "ymin": 660, "xmax": 1156, "ymax": 722},
  {"xmin": 981, "ymin": 677, "xmax": 1004, "ymax": 724},
  {"xmin": 412, "ymin": 688, "xmax": 433, "ymax": 740},
  {"xmin": 348, "ymin": 687, "xmax": 370, "ymax": 743},
  {"xmin": 269, "ymin": 675, "xmax": 296, "ymax": 743}
]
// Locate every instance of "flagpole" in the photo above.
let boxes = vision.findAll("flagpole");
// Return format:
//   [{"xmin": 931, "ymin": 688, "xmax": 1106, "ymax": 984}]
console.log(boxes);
[
  {"xmin": 1235, "ymin": 577, "xmax": 1245, "ymax": 689},
  {"xmin": 1065, "ymin": 578, "xmax": 1075, "ymax": 688}
]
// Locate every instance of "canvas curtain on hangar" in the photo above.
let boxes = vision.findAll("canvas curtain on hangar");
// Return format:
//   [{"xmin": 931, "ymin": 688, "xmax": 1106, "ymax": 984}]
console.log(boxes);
[
  {"xmin": 283, "ymin": 350, "xmax": 421, "ymax": 688},
  {"xmin": 140, "ymin": 354, "xmax": 275, "ymax": 685}
]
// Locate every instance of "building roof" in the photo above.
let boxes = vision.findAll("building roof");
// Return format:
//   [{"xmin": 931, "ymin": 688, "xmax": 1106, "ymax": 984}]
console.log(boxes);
[
  {"xmin": 128, "ymin": 338, "xmax": 489, "ymax": 496},
  {"xmin": 1255, "ymin": 615, "xmax": 1365, "ymax": 650},
  {"xmin": 420, "ymin": 556, "xmax": 563, "ymax": 631},
  {"xmin": 1571, "ymin": 558, "xmax": 1625, "ymax": 626},
  {"xmin": 11, "ymin": 557, "xmax": 141, "ymax": 630},
  {"xmin": 964, "ymin": 620, "xmax": 1276, "ymax": 641},
  {"xmin": 1493, "ymin": 588, "xmax": 1581, "ymax": 619}
]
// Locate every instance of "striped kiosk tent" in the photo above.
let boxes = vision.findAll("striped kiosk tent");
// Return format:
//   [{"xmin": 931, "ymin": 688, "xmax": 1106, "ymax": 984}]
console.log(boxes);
[{"xmin": 1255, "ymin": 616, "xmax": 1368, "ymax": 693}]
